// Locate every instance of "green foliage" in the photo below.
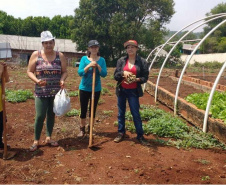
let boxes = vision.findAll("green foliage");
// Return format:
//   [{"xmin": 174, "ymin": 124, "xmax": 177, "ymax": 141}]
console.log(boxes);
[
  {"xmin": 151, "ymin": 55, "xmax": 184, "ymax": 68},
  {"xmin": 71, "ymin": 0, "xmax": 175, "ymax": 63},
  {"xmin": 101, "ymin": 87, "xmax": 110, "ymax": 95},
  {"xmin": 192, "ymin": 61, "xmax": 223, "ymax": 69},
  {"xmin": 65, "ymin": 109, "xmax": 80, "ymax": 117},
  {"xmin": 123, "ymin": 105, "xmax": 225, "ymax": 149},
  {"xmin": 103, "ymin": 110, "xmax": 113, "ymax": 116},
  {"xmin": 185, "ymin": 91, "xmax": 226, "ymax": 123},
  {"xmin": 98, "ymin": 98, "xmax": 105, "ymax": 105},
  {"xmin": 0, "ymin": 11, "xmax": 73, "ymax": 38},
  {"xmin": 5, "ymin": 89, "xmax": 34, "ymax": 103},
  {"xmin": 106, "ymin": 83, "xmax": 115, "ymax": 88},
  {"xmin": 68, "ymin": 91, "xmax": 79, "ymax": 97},
  {"xmin": 201, "ymin": 3, "xmax": 226, "ymax": 53}
]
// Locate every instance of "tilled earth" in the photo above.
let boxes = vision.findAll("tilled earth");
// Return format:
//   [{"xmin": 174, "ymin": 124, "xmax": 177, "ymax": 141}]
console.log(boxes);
[{"xmin": 0, "ymin": 67, "xmax": 225, "ymax": 184}]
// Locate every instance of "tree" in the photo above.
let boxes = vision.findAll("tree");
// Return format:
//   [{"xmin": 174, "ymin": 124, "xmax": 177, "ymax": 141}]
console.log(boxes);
[
  {"xmin": 201, "ymin": 2, "xmax": 226, "ymax": 53},
  {"xmin": 71, "ymin": 0, "xmax": 174, "ymax": 65}
]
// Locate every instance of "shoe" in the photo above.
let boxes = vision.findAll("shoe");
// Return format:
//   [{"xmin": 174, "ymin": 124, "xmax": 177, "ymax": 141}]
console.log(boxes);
[
  {"xmin": 77, "ymin": 126, "xmax": 85, "ymax": 137},
  {"xmin": 45, "ymin": 140, "xmax": 59, "ymax": 147},
  {"xmin": 114, "ymin": 133, "xmax": 124, "ymax": 143},
  {"xmin": 137, "ymin": 136, "xmax": 150, "ymax": 146},
  {"xmin": 29, "ymin": 143, "xmax": 39, "ymax": 152}
]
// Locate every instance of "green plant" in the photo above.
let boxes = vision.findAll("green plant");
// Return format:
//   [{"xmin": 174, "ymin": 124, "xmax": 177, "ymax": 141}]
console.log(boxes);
[
  {"xmin": 98, "ymin": 98, "xmax": 105, "ymax": 105},
  {"xmin": 185, "ymin": 91, "xmax": 226, "ymax": 123},
  {"xmin": 201, "ymin": 176, "xmax": 210, "ymax": 181},
  {"xmin": 194, "ymin": 159, "xmax": 210, "ymax": 165},
  {"xmin": 106, "ymin": 83, "xmax": 115, "ymax": 88},
  {"xmin": 121, "ymin": 105, "xmax": 225, "ymax": 149},
  {"xmin": 103, "ymin": 110, "xmax": 113, "ymax": 116},
  {"xmin": 65, "ymin": 109, "xmax": 80, "ymax": 117},
  {"xmin": 101, "ymin": 87, "xmax": 110, "ymax": 95},
  {"xmin": 68, "ymin": 91, "xmax": 79, "ymax": 97},
  {"xmin": 5, "ymin": 89, "xmax": 34, "ymax": 103}
]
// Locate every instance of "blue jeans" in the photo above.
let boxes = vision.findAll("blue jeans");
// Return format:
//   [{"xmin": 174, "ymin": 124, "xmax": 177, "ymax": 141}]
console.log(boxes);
[{"xmin": 117, "ymin": 88, "xmax": 143, "ymax": 139}]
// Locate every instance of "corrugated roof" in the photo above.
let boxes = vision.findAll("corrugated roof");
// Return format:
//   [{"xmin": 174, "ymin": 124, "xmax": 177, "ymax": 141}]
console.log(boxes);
[{"xmin": 0, "ymin": 34, "xmax": 82, "ymax": 53}]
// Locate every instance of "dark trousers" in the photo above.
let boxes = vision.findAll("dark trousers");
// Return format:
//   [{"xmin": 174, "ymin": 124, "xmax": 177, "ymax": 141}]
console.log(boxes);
[{"xmin": 79, "ymin": 90, "xmax": 101, "ymax": 119}]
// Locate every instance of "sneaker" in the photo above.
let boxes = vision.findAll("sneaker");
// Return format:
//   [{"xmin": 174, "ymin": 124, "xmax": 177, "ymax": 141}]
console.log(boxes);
[
  {"xmin": 137, "ymin": 136, "xmax": 150, "ymax": 146},
  {"xmin": 114, "ymin": 133, "xmax": 124, "ymax": 143}
]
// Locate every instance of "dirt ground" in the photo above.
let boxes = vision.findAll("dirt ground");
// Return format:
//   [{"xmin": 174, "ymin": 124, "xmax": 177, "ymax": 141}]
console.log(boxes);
[{"xmin": 0, "ymin": 67, "xmax": 225, "ymax": 184}]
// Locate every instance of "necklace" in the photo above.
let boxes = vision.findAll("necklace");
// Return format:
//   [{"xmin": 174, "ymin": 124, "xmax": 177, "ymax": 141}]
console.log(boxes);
[{"xmin": 128, "ymin": 59, "xmax": 135, "ymax": 69}]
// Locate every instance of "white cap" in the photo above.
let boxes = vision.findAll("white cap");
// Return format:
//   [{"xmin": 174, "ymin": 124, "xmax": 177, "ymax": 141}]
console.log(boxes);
[{"xmin": 41, "ymin": 31, "xmax": 55, "ymax": 42}]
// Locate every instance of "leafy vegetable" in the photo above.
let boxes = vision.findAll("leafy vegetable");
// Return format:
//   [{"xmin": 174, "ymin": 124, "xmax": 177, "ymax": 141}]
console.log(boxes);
[{"xmin": 185, "ymin": 91, "xmax": 226, "ymax": 123}]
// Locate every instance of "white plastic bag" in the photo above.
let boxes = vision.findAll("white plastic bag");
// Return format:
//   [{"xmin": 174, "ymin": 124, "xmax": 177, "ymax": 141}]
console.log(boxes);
[{"xmin": 53, "ymin": 89, "xmax": 71, "ymax": 116}]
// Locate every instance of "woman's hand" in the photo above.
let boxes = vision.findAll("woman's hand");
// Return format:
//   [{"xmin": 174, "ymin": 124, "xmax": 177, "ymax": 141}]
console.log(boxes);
[
  {"xmin": 37, "ymin": 79, "xmax": 47, "ymax": 86},
  {"xmin": 123, "ymin": 71, "xmax": 133, "ymax": 81},
  {"xmin": 89, "ymin": 60, "xmax": 97, "ymax": 68},
  {"xmin": 60, "ymin": 80, "xmax": 64, "ymax": 89}
]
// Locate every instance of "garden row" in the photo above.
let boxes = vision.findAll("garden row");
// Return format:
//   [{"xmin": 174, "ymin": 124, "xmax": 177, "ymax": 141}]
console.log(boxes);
[{"xmin": 146, "ymin": 75, "xmax": 226, "ymax": 144}]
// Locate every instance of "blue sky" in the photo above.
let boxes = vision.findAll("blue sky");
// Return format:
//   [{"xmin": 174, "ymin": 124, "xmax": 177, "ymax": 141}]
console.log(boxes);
[{"xmin": 0, "ymin": 0, "xmax": 225, "ymax": 32}]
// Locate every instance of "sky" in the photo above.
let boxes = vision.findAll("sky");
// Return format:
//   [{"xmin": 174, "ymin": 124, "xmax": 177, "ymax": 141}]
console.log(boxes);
[{"xmin": 0, "ymin": 0, "xmax": 225, "ymax": 32}]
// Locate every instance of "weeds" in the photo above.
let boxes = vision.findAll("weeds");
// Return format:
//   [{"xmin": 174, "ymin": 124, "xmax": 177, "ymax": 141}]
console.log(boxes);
[
  {"xmin": 101, "ymin": 87, "xmax": 110, "ymax": 95},
  {"xmin": 121, "ymin": 105, "xmax": 225, "ymax": 150},
  {"xmin": 103, "ymin": 110, "xmax": 113, "ymax": 117},
  {"xmin": 68, "ymin": 91, "xmax": 79, "ymax": 97},
  {"xmin": 65, "ymin": 109, "xmax": 80, "ymax": 117},
  {"xmin": 5, "ymin": 89, "xmax": 34, "ymax": 102}
]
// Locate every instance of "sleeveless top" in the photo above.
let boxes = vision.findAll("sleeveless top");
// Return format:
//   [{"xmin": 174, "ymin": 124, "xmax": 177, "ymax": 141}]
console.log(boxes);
[{"xmin": 35, "ymin": 51, "xmax": 62, "ymax": 97}]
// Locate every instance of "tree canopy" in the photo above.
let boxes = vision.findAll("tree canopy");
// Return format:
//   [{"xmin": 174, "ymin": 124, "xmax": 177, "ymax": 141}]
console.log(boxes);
[
  {"xmin": 71, "ymin": 0, "xmax": 175, "ymax": 65},
  {"xmin": 201, "ymin": 3, "xmax": 226, "ymax": 53},
  {"xmin": 0, "ymin": 10, "xmax": 73, "ymax": 39}
]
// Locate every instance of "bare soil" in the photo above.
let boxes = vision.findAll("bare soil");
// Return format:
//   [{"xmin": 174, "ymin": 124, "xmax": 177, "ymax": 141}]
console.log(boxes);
[{"xmin": 0, "ymin": 67, "xmax": 225, "ymax": 184}]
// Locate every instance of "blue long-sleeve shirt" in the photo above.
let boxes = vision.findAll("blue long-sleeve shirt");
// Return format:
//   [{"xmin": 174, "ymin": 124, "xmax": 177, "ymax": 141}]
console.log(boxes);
[{"xmin": 78, "ymin": 56, "xmax": 107, "ymax": 92}]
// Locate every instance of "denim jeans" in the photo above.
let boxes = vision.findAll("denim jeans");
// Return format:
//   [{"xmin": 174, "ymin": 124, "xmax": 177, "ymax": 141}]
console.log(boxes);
[{"xmin": 117, "ymin": 88, "xmax": 143, "ymax": 139}]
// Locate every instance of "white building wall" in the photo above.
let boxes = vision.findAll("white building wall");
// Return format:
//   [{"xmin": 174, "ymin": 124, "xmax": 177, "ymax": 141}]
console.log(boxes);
[{"xmin": 181, "ymin": 53, "xmax": 226, "ymax": 64}]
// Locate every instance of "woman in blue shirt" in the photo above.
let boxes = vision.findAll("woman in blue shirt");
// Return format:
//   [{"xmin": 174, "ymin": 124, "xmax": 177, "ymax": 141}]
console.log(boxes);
[{"xmin": 77, "ymin": 40, "xmax": 107, "ymax": 137}]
